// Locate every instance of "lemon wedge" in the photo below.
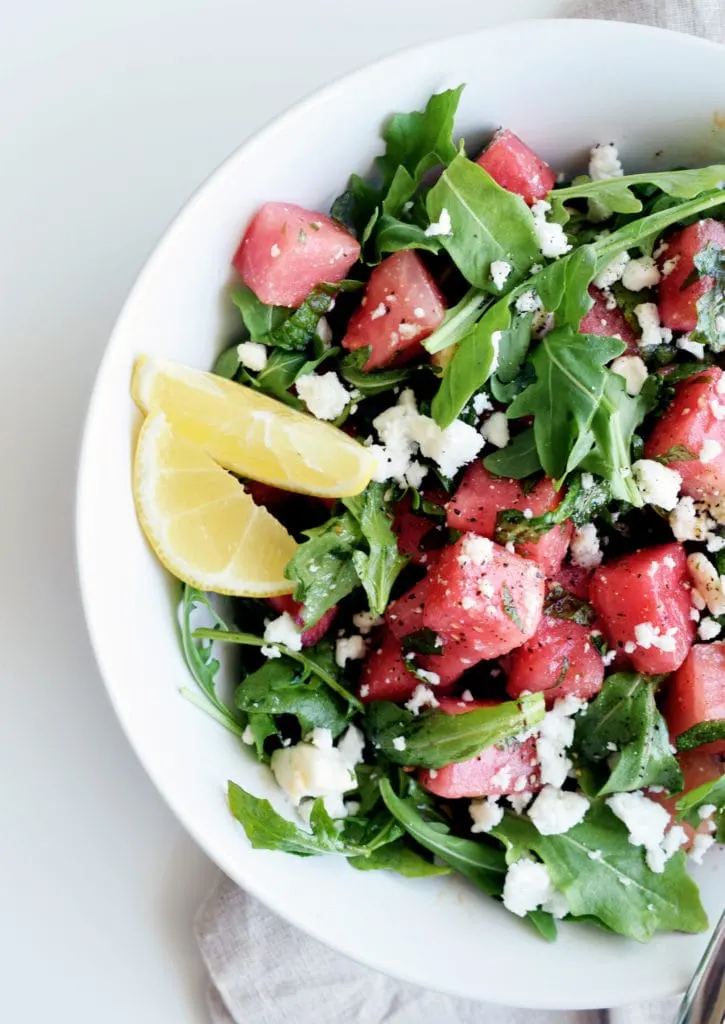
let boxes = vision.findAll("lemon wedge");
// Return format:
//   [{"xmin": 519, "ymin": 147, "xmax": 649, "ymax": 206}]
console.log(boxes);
[
  {"xmin": 132, "ymin": 356, "xmax": 376, "ymax": 498},
  {"xmin": 133, "ymin": 411, "xmax": 297, "ymax": 596}
]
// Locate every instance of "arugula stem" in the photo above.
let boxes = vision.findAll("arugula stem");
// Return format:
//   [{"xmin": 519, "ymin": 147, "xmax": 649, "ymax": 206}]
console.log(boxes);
[
  {"xmin": 423, "ymin": 287, "xmax": 488, "ymax": 354},
  {"xmin": 179, "ymin": 687, "xmax": 245, "ymax": 737},
  {"xmin": 192, "ymin": 628, "xmax": 364, "ymax": 711}
]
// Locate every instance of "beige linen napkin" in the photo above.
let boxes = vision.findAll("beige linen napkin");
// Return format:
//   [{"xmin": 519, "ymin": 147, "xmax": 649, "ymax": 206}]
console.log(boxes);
[{"xmin": 196, "ymin": 3, "xmax": 724, "ymax": 1021}]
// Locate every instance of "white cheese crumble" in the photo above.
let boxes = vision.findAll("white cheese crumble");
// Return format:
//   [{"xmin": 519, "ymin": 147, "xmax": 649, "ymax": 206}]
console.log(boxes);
[
  {"xmin": 611, "ymin": 355, "xmax": 648, "ymax": 396},
  {"xmin": 698, "ymin": 804, "xmax": 718, "ymax": 820},
  {"xmin": 661, "ymin": 255, "xmax": 680, "ymax": 277},
  {"xmin": 690, "ymin": 833, "xmax": 716, "ymax": 865},
  {"xmin": 415, "ymin": 668, "xmax": 441, "ymax": 687},
  {"xmin": 570, "ymin": 523, "xmax": 603, "ymax": 569},
  {"xmin": 687, "ymin": 551, "xmax": 725, "ymax": 615},
  {"xmin": 316, "ymin": 316, "xmax": 333, "ymax": 346},
  {"xmin": 457, "ymin": 533, "xmax": 494, "ymax": 567},
  {"xmin": 270, "ymin": 243, "xmax": 281, "ymax": 258},
  {"xmin": 424, "ymin": 208, "xmax": 453, "ymax": 237},
  {"xmin": 677, "ymin": 335, "xmax": 706, "ymax": 360},
  {"xmin": 296, "ymin": 371, "xmax": 350, "ymax": 421},
  {"xmin": 700, "ymin": 439, "xmax": 723, "ymax": 463},
  {"xmin": 470, "ymin": 796, "xmax": 504, "ymax": 834},
  {"xmin": 392, "ymin": 736, "xmax": 407, "ymax": 752},
  {"xmin": 632, "ymin": 459, "xmax": 682, "ymax": 511},
  {"xmin": 634, "ymin": 302, "xmax": 672, "ymax": 349},
  {"xmin": 472, "ymin": 392, "xmax": 494, "ymax": 416},
  {"xmin": 237, "ymin": 341, "xmax": 268, "ymax": 371},
  {"xmin": 698, "ymin": 616, "xmax": 722, "ymax": 641},
  {"xmin": 515, "ymin": 290, "xmax": 543, "ymax": 314},
  {"xmin": 335, "ymin": 634, "xmax": 366, "ymax": 668},
  {"xmin": 634, "ymin": 621, "xmax": 677, "ymax": 653},
  {"xmin": 527, "ymin": 785, "xmax": 590, "ymax": 836},
  {"xmin": 369, "ymin": 388, "xmax": 483, "ymax": 485},
  {"xmin": 531, "ymin": 200, "xmax": 572, "ymax": 258},
  {"xmin": 593, "ymin": 250, "xmax": 630, "ymax": 290},
  {"xmin": 670, "ymin": 496, "xmax": 716, "ymax": 543},
  {"xmin": 502, "ymin": 857, "xmax": 569, "ymax": 918},
  {"xmin": 490, "ymin": 260, "xmax": 513, "ymax": 289},
  {"xmin": 369, "ymin": 301, "xmax": 387, "ymax": 320},
  {"xmin": 271, "ymin": 724, "xmax": 365, "ymax": 819},
  {"xmin": 589, "ymin": 142, "xmax": 624, "ymax": 180},
  {"xmin": 606, "ymin": 791, "xmax": 685, "ymax": 873},
  {"xmin": 405, "ymin": 684, "xmax": 440, "ymax": 715},
  {"xmin": 481, "ymin": 411, "xmax": 510, "ymax": 449},
  {"xmin": 536, "ymin": 697, "xmax": 585, "ymax": 789},
  {"xmin": 263, "ymin": 612, "xmax": 303, "ymax": 652},
  {"xmin": 241, "ymin": 724, "xmax": 255, "ymax": 745},
  {"xmin": 621, "ymin": 256, "xmax": 661, "ymax": 291}
]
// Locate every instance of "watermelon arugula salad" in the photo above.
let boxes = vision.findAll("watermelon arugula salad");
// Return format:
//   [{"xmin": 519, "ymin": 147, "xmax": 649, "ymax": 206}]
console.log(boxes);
[{"xmin": 180, "ymin": 86, "xmax": 725, "ymax": 942}]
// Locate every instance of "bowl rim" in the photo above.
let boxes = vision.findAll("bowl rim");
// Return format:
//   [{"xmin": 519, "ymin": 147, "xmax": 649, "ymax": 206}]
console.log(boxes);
[{"xmin": 75, "ymin": 17, "xmax": 725, "ymax": 1009}]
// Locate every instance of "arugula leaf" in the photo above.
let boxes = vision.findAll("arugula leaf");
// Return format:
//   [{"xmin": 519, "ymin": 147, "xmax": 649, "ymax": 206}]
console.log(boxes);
[
  {"xmin": 423, "ymin": 288, "xmax": 489, "ymax": 356},
  {"xmin": 400, "ymin": 627, "xmax": 443, "ymax": 656},
  {"xmin": 193, "ymin": 628, "xmax": 363, "ymax": 710},
  {"xmin": 231, "ymin": 286, "xmax": 289, "ymax": 340},
  {"xmin": 285, "ymin": 512, "xmax": 363, "ymax": 625},
  {"xmin": 250, "ymin": 346, "xmax": 339, "ymax": 407},
  {"xmin": 339, "ymin": 347, "xmax": 413, "ymax": 395},
  {"xmin": 366, "ymin": 693, "xmax": 545, "ymax": 768},
  {"xmin": 379, "ymin": 779, "xmax": 506, "ymax": 894},
  {"xmin": 544, "ymin": 585, "xmax": 597, "ymax": 627},
  {"xmin": 234, "ymin": 656, "xmax": 352, "ymax": 737},
  {"xmin": 425, "ymin": 154, "xmax": 540, "ymax": 291},
  {"xmin": 245, "ymin": 713, "xmax": 278, "ymax": 762},
  {"xmin": 372, "ymin": 215, "xmax": 443, "ymax": 259},
  {"xmin": 676, "ymin": 776, "xmax": 725, "ymax": 842},
  {"xmin": 178, "ymin": 586, "xmax": 243, "ymax": 737},
  {"xmin": 573, "ymin": 673, "xmax": 683, "ymax": 796},
  {"xmin": 494, "ymin": 475, "xmax": 610, "ymax": 546},
  {"xmin": 507, "ymin": 327, "xmax": 646, "ymax": 503},
  {"xmin": 534, "ymin": 245, "xmax": 599, "ymax": 328},
  {"xmin": 228, "ymin": 783, "xmax": 366, "ymax": 856},
  {"xmin": 331, "ymin": 174, "xmax": 381, "ymax": 237},
  {"xmin": 549, "ymin": 166, "xmax": 725, "ymax": 222},
  {"xmin": 213, "ymin": 344, "xmax": 241, "ymax": 379},
  {"xmin": 349, "ymin": 838, "xmax": 450, "ymax": 878},
  {"xmin": 343, "ymin": 483, "xmax": 409, "ymax": 617},
  {"xmin": 676, "ymin": 720, "xmax": 725, "ymax": 753},
  {"xmin": 501, "ymin": 584, "xmax": 524, "ymax": 630},
  {"xmin": 260, "ymin": 287, "xmax": 334, "ymax": 352},
  {"xmin": 377, "ymin": 86, "xmax": 463, "ymax": 192},
  {"xmin": 489, "ymin": 312, "xmax": 535, "ymax": 403},
  {"xmin": 493, "ymin": 807, "xmax": 708, "ymax": 942},
  {"xmin": 484, "ymin": 427, "xmax": 542, "ymax": 479},
  {"xmin": 693, "ymin": 242, "xmax": 725, "ymax": 352}
]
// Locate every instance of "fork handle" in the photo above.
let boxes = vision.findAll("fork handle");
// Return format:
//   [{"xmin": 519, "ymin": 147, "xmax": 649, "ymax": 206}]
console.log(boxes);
[{"xmin": 675, "ymin": 910, "xmax": 725, "ymax": 1024}]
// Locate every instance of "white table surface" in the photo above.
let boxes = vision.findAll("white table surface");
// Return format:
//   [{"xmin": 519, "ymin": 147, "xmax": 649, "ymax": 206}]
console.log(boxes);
[{"xmin": 0, "ymin": 1, "xmax": 579, "ymax": 1020}]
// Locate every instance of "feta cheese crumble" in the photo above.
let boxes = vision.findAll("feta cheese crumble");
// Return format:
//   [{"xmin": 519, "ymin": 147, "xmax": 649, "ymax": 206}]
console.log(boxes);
[
  {"xmin": 481, "ymin": 411, "xmax": 510, "ymax": 449},
  {"xmin": 690, "ymin": 833, "xmax": 716, "ymax": 865},
  {"xmin": 515, "ymin": 290, "xmax": 543, "ymax": 314},
  {"xmin": 424, "ymin": 208, "xmax": 453, "ymax": 237},
  {"xmin": 351, "ymin": 611, "xmax": 384, "ymax": 635},
  {"xmin": 527, "ymin": 785, "xmax": 590, "ymax": 836},
  {"xmin": 633, "ymin": 621, "xmax": 677, "ymax": 653},
  {"xmin": 589, "ymin": 142, "xmax": 624, "ymax": 181},
  {"xmin": 502, "ymin": 857, "xmax": 569, "ymax": 918},
  {"xmin": 271, "ymin": 725, "xmax": 365, "ymax": 819},
  {"xmin": 610, "ymin": 355, "xmax": 648, "ymax": 396},
  {"xmin": 687, "ymin": 551, "xmax": 725, "ymax": 615},
  {"xmin": 700, "ymin": 439, "xmax": 722, "ymax": 463},
  {"xmin": 335, "ymin": 634, "xmax": 366, "ymax": 668},
  {"xmin": 594, "ymin": 251, "xmax": 630, "ymax": 290},
  {"xmin": 634, "ymin": 302, "xmax": 672, "ymax": 349},
  {"xmin": 490, "ymin": 260, "xmax": 512, "ymax": 289},
  {"xmin": 531, "ymin": 200, "xmax": 572, "ymax": 258},
  {"xmin": 296, "ymin": 371, "xmax": 350, "ymax": 421},
  {"xmin": 263, "ymin": 612, "xmax": 303, "ymax": 652},
  {"xmin": 405, "ymin": 684, "xmax": 440, "ymax": 715},
  {"xmin": 677, "ymin": 335, "xmax": 705, "ymax": 360},
  {"xmin": 392, "ymin": 736, "xmax": 407, "ymax": 752},
  {"xmin": 632, "ymin": 459, "xmax": 682, "ymax": 511},
  {"xmin": 472, "ymin": 392, "xmax": 494, "ymax": 416},
  {"xmin": 237, "ymin": 341, "xmax": 268, "ymax": 371},
  {"xmin": 570, "ymin": 523, "xmax": 603, "ymax": 569},
  {"xmin": 698, "ymin": 616, "xmax": 722, "ymax": 641},
  {"xmin": 606, "ymin": 791, "xmax": 685, "ymax": 873},
  {"xmin": 457, "ymin": 534, "xmax": 494, "ymax": 567},
  {"xmin": 470, "ymin": 796, "xmax": 504, "ymax": 834},
  {"xmin": 536, "ymin": 697, "xmax": 585, "ymax": 789},
  {"xmin": 621, "ymin": 256, "xmax": 661, "ymax": 291}
]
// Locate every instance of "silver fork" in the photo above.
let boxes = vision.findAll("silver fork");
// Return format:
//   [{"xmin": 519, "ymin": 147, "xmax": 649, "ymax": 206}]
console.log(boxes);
[{"xmin": 675, "ymin": 910, "xmax": 725, "ymax": 1024}]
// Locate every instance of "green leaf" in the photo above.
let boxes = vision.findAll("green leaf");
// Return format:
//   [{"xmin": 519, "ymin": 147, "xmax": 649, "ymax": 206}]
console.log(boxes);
[
  {"xmin": 178, "ymin": 586, "xmax": 243, "ymax": 737},
  {"xmin": 228, "ymin": 783, "xmax": 364, "ymax": 856},
  {"xmin": 377, "ymin": 86, "xmax": 464, "ymax": 190},
  {"xmin": 549, "ymin": 166, "xmax": 725, "ymax": 221},
  {"xmin": 231, "ymin": 286, "xmax": 289, "ymax": 341},
  {"xmin": 379, "ymin": 779, "xmax": 506, "ymax": 895},
  {"xmin": 400, "ymin": 627, "xmax": 443, "ymax": 656},
  {"xmin": 507, "ymin": 326, "xmax": 646, "ymax": 502},
  {"xmin": 493, "ymin": 807, "xmax": 708, "ymax": 942},
  {"xmin": 484, "ymin": 427, "xmax": 542, "ymax": 479},
  {"xmin": 423, "ymin": 287, "xmax": 489, "ymax": 356},
  {"xmin": 343, "ymin": 482, "xmax": 409, "ymax": 617},
  {"xmin": 213, "ymin": 344, "xmax": 241, "ymax": 379},
  {"xmin": 285, "ymin": 512, "xmax": 363, "ymax": 625},
  {"xmin": 245, "ymin": 713, "xmax": 277, "ymax": 761},
  {"xmin": 676, "ymin": 776, "xmax": 725, "ymax": 842},
  {"xmin": 338, "ymin": 348, "xmax": 413, "ymax": 395},
  {"xmin": 676, "ymin": 720, "xmax": 725, "ymax": 752},
  {"xmin": 426, "ymin": 154, "xmax": 540, "ymax": 291},
  {"xmin": 366, "ymin": 693, "xmax": 545, "ymax": 768},
  {"xmin": 348, "ymin": 838, "xmax": 451, "ymax": 878},
  {"xmin": 193, "ymin": 627, "xmax": 363, "ymax": 710},
  {"xmin": 573, "ymin": 673, "xmax": 683, "ymax": 796},
  {"xmin": 693, "ymin": 242, "xmax": 725, "ymax": 352},
  {"xmin": 261, "ymin": 287, "xmax": 334, "ymax": 352},
  {"xmin": 501, "ymin": 584, "xmax": 524, "ymax": 630},
  {"xmin": 651, "ymin": 443, "xmax": 698, "ymax": 465},
  {"xmin": 372, "ymin": 214, "xmax": 443, "ymax": 259},
  {"xmin": 489, "ymin": 312, "xmax": 535, "ymax": 403},
  {"xmin": 251, "ymin": 346, "xmax": 338, "ymax": 406},
  {"xmin": 544, "ymin": 584, "xmax": 597, "ymax": 627},
  {"xmin": 234, "ymin": 656, "xmax": 352, "ymax": 736},
  {"xmin": 494, "ymin": 475, "xmax": 610, "ymax": 546},
  {"xmin": 430, "ymin": 295, "xmax": 511, "ymax": 427},
  {"xmin": 534, "ymin": 245, "xmax": 599, "ymax": 328}
]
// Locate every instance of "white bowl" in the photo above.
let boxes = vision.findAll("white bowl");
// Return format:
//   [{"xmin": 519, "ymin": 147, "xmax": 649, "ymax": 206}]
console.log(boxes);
[{"xmin": 77, "ymin": 18, "xmax": 725, "ymax": 1010}]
